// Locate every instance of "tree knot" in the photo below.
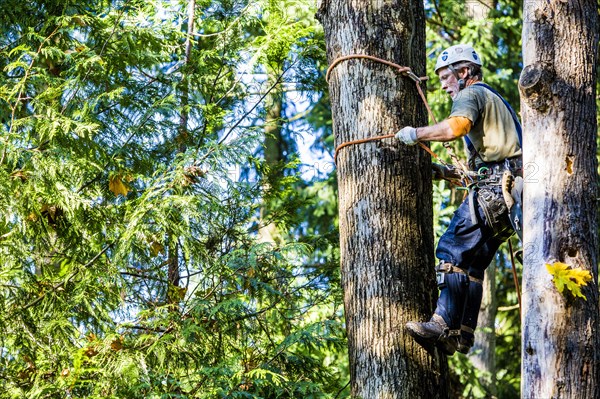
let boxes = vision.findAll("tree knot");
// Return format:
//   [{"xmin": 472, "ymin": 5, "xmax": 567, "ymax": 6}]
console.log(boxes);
[{"xmin": 519, "ymin": 62, "xmax": 554, "ymax": 113}]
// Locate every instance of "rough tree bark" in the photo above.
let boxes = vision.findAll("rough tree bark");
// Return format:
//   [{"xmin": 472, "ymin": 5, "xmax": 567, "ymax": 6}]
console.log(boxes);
[
  {"xmin": 316, "ymin": 1, "xmax": 449, "ymax": 398},
  {"xmin": 519, "ymin": 0, "xmax": 599, "ymax": 397}
]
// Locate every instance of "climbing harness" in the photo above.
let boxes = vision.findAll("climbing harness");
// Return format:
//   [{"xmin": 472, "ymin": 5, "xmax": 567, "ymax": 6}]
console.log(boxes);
[{"xmin": 326, "ymin": 54, "xmax": 470, "ymax": 183}]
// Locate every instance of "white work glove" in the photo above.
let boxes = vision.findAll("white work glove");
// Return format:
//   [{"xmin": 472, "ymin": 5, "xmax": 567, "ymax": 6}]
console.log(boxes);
[{"xmin": 395, "ymin": 126, "xmax": 418, "ymax": 145}]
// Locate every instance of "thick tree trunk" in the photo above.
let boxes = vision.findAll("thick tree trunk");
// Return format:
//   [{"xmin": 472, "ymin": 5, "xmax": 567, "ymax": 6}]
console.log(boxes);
[
  {"xmin": 317, "ymin": 1, "xmax": 449, "ymax": 398},
  {"xmin": 519, "ymin": 0, "xmax": 599, "ymax": 397}
]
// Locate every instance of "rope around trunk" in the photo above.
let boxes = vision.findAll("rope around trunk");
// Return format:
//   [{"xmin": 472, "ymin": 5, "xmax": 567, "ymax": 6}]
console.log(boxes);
[{"xmin": 326, "ymin": 54, "xmax": 469, "ymax": 178}]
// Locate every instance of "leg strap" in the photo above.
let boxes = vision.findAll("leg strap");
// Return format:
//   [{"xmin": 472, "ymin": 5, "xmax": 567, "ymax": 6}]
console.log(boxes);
[
  {"xmin": 461, "ymin": 324, "xmax": 475, "ymax": 334},
  {"xmin": 431, "ymin": 314, "xmax": 461, "ymax": 339},
  {"xmin": 436, "ymin": 262, "xmax": 468, "ymax": 275},
  {"xmin": 436, "ymin": 262, "xmax": 483, "ymax": 284},
  {"xmin": 469, "ymin": 275, "xmax": 483, "ymax": 284}
]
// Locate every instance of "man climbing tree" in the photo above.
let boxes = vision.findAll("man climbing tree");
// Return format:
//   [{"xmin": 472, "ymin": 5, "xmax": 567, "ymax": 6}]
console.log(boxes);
[
  {"xmin": 519, "ymin": 0, "xmax": 599, "ymax": 396},
  {"xmin": 316, "ymin": 1, "xmax": 449, "ymax": 398},
  {"xmin": 399, "ymin": 44, "xmax": 523, "ymax": 356}
]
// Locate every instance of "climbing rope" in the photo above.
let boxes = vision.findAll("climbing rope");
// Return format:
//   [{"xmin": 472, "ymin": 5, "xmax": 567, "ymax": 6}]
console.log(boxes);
[
  {"xmin": 326, "ymin": 54, "xmax": 470, "ymax": 181},
  {"xmin": 508, "ymin": 240, "xmax": 522, "ymax": 318}
]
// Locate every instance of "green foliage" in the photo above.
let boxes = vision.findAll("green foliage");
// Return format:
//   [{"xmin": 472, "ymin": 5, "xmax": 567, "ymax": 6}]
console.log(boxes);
[{"xmin": 0, "ymin": 1, "xmax": 346, "ymax": 398}]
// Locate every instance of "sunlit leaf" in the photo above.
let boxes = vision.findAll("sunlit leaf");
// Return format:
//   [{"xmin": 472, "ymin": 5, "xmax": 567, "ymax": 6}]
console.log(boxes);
[
  {"xmin": 546, "ymin": 261, "xmax": 592, "ymax": 300},
  {"xmin": 109, "ymin": 175, "xmax": 128, "ymax": 197}
]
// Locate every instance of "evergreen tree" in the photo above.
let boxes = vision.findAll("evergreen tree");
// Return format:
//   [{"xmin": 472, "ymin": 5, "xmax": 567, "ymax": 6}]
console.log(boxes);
[{"xmin": 0, "ymin": 1, "xmax": 347, "ymax": 397}]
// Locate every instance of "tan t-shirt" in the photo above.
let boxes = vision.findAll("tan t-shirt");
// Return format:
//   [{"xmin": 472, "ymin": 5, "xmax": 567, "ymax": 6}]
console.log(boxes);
[{"xmin": 449, "ymin": 83, "xmax": 522, "ymax": 166}]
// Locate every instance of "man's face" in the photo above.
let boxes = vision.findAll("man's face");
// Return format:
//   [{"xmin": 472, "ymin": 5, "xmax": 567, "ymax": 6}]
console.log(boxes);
[
  {"xmin": 438, "ymin": 66, "xmax": 470, "ymax": 100},
  {"xmin": 437, "ymin": 67, "xmax": 460, "ymax": 100}
]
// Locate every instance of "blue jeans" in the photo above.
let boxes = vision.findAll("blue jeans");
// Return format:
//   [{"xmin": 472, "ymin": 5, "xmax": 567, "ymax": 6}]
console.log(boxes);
[
  {"xmin": 433, "ymin": 188, "xmax": 513, "ymax": 330},
  {"xmin": 436, "ymin": 190, "xmax": 512, "ymax": 280}
]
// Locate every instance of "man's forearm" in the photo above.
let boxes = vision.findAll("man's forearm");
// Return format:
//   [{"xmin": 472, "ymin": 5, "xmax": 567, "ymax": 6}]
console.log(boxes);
[{"xmin": 415, "ymin": 120, "xmax": 459, "ymax": 142}]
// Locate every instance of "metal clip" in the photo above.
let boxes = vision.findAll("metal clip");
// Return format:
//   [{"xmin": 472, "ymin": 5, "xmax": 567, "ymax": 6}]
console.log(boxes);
[
  {"xmin": 477, "ymin": 166, "xmax": 490, "ymax": 176},
  {"xmin": 403, "ymin": 70, "xmax": 422, "ymax": 83}
]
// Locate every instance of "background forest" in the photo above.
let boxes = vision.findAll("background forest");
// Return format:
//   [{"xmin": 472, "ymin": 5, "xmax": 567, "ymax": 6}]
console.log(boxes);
[{"xmin": 0, "ymin": 0, "xmax": 596, "ymax": 398}]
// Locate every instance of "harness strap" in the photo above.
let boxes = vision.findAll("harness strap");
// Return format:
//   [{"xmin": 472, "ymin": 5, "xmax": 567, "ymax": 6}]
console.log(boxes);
[
  {"xmin": 468, "ymin": 187, "xmax": 479, "ymax": 225},
  {"xmin": 447, "ymin": 329, "xmax": 461, "ymax": 337},
  {"xmin": 436, "ymin": 262, "xmax": 468, "ymax": 275},
  {"xmin": 436, "ymin": 262, "xmax": 483, "ymax": 284},
  {"xmin": 461, "ymin": 325, "xmax": 475, "ymax": 334}
]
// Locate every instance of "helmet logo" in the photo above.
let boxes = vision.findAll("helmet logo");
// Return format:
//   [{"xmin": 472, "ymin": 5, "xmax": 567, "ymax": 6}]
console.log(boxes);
[
  {"xmin": 472, "ymin": 51, "xmax": 479, "ymax": 60},
  {"xmin": 441, "ymin": 51, "xmax": 448, "ymax": 61},
  {"xmin": 455, "ymin": 47, "xmax": 463, "ymax": 53}
]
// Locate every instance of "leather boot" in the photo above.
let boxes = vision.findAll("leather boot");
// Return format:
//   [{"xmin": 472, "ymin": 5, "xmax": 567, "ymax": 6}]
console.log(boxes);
[{"xmin": 406, "ymin": 314, "xmax": 458, "ymax": 355}]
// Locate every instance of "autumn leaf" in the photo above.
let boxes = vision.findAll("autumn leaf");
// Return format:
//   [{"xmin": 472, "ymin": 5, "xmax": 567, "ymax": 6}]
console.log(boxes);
[
  {"xmin": 10, "ymin": 170, "xmax": 28, "ymax": 181},
  {"xmin": 150, "ymin": 241, "xmax": 164, "ymax": 257},
  {"xmin": 110, "ymin": 336, "xmax": 123, "ymax": 351},
  {"xmin": 84, "ymin": 346, "xmax": 98, "ymax": 357},
  {"xmin": 546, "ymin": 261, "xmax": 592, "ymax": 300},
  {"xmin": 109, "ymin": 175, "xmax": 129, "ymax": 196}
]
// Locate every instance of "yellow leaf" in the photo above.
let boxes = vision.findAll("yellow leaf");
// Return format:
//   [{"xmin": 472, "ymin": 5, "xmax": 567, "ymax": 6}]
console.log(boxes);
[
  {"xmin": 150, "ymin": 241, "xmax": 164, "ymax": 257},
  {"xmin": 109, "ymin": 175, "xmax": 128, "ymax": 196},
  {"xmin": 546, "ymin": 261, "xmax": 592, "ymax": 300}
]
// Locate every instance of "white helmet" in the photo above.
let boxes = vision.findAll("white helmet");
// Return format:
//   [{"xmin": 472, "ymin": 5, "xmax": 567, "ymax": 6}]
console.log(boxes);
[{"xmin": 434, "ymin": 44, "xmax": 482, "ymax": 73}]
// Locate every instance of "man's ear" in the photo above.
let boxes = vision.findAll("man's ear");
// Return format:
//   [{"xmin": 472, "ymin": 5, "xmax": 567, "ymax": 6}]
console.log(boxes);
[{"xmin": 459, "ymin": 66, "xmax": 470, "ymax": 79}]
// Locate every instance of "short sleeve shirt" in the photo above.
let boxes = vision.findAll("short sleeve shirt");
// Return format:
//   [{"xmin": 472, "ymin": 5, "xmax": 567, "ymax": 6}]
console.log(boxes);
[{"xmin": 449, "ymin": 84, "xmax": 522, "ymax": 164}]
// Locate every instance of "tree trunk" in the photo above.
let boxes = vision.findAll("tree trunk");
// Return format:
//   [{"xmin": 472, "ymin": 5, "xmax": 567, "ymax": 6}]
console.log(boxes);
[
  {"xmin": 317, "ymin": 1, "xmax": 449, "ymax": 398},
  {"xmin": 177, "ymin": 0, "xmax": 195, "ymax": 152},
  {"xmin": 168, "ymin": 0, "xmax": 196, "ymax": 307},
  {"xmin": 258, "ymin": 73, "xmax": 284, "ymax": 244},
  {"xmin": 263, "ymin": 82, "xmax": 284, "ymax": 167},
  {"xmin": 519, "ymin": 0, "xmax": 599, "ymax": 397},
  {"xmin": 469, "ymin": 259, "xmax": 497, "ymax": 396}
]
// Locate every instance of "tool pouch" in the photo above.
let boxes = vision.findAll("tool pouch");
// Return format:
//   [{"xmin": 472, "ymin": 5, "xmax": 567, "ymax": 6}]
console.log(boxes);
[{"xmin": 476, "ymin": 186, "xmax": 508, "ymax": 232}]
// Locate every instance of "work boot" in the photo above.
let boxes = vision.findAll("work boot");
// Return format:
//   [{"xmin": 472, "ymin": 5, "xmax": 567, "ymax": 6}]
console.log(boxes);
[{"xmin": 406, "ymin": 314, "xmax": 458, "ymax": 355}]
